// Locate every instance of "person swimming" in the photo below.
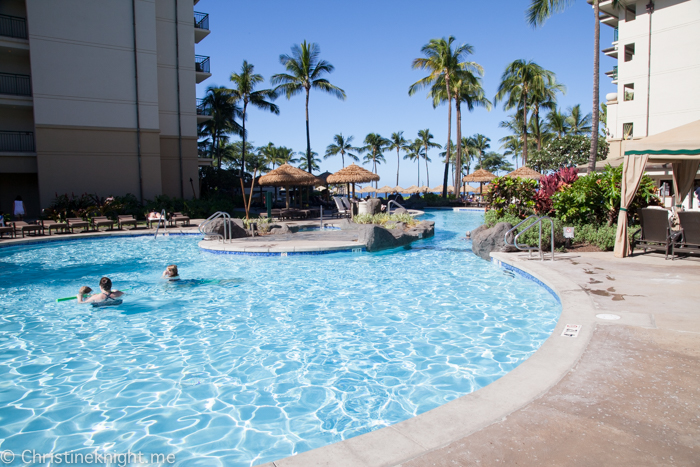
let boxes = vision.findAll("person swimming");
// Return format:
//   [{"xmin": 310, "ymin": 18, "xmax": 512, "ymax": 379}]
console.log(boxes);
[
  {"xmin": 78, "ymin": 277, "xmax": 124, "ymax": 307},
  {"xmin": 162, "ymin": 264, "xmax": 180, "ymax": 281}
]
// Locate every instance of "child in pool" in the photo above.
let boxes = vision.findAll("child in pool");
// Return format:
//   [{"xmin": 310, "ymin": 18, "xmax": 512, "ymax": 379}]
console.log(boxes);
[{"xmin": 162, "ymin": 264, "xmax": 180, "ymax": 281}]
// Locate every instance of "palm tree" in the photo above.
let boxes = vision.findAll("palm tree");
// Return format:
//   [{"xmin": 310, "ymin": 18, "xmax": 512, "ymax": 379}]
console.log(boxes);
[
  {"xmin": 271, "ymin": 41, "xmax": 346, "ymax": 173},
  {"xmin": 528, "ymin": 76, "xmax": 564, "ymax": 150},
  {"xmin": 409, "ymin": 36, "xmax": 477, "ymax": 198},
  {"xmin": 466, "ymin": 134, "xmax": 490, "ymax": 169},
  {"xmin": 297, "ymin": 150, "xmax": 321, "ymax": 173},
  {"xmin": 415, "ymin": 129, "xmax": 441, "ymax": 188},
  {"xmin": 495, "ymin": 60, "xmax": 555, "ymax": 166},
  {"xmin": 388, "ymin": 132, "xmax": 409, "ymax": 186},
  {"xmin": 527, "ymin": 0, "xmax": 621, "ymax": 171},
  {"xmin": 461, "ymin": 136, "xmax": 476, "ymax": 175},
  {"xmin": 404, "ymin": 139, "xmax": 425, "ymax": 186},
  {"xmin": 198, "ymin": 86, "xmax": 243, "ymax": 170},
  {"xmin": 229, "ymin": 60, "xmax": 279, "ymax": 176},
  {"xmin": 324, "ymin": 133, "xmax": 359, "ymax": 168},
  {"xmin": 361, "ymin": 133, "xmax": 390, "ymax": 190},
  {"xmin": 545, "ymin": 107, "xmax": 569, "ymax": 138},
  {"xmin": 566, "ymin": 104, "xmax": 593, "ymax": 135}
]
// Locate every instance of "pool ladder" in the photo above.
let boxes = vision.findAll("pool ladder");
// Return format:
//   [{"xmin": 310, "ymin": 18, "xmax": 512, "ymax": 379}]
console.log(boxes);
[
  {"xmin": 386, "ymin": 200, "xmax": 406, "ymax": 215},
  {"xmin": 153, "ymin": 209, "xmax": 167, "ymax": 239},
  {"xmin": 199, "ymin": 211, "xmax": 232, "ymax": 243},
  {"xmin": 504, "ymin": 215, "xmax": 555, "ymax": 261}
]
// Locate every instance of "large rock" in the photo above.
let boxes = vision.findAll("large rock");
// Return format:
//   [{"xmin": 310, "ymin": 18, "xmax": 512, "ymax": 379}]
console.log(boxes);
[
  {"xmin": 366, "ymin": 198, "xmax": 382, "ymax": 215},
  {"xmin": 359, "ymin": 220, "xmax": 435, "ymax": 252},
  {"xmin": 202, "ymin": 218, "xmax": 248, "ymax": 240},
  {"xmin": 471, "ymin": 222, "xmax": 515, "ymax": 261},
  {"xmin": 269, "ymin": 223, "xmax": 291, "ymax": 235},
  {"xmin": 337, "ymin": 218, "xmax": 362, "ymax": 230}
]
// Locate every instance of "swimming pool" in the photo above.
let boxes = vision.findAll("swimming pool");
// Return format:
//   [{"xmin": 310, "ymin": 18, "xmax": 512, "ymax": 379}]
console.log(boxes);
[{"xmin": 0, "ymin": 211, "xmax": 560, "ymax": 466}]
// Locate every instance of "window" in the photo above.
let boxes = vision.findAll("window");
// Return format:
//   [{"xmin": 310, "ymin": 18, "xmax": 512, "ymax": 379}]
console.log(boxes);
[
  {"xmin": 624, "ymin": 83, "xmax": 635, "ymax": 101},
  {"xmin": 625, "ymin": 5, "xmax": 636, "ymax": 21},
  {"xmin": 623, "ymin": 123, "xmax": 634, "ymax": 140},
  {"xmin": 624, "ymin": 43, "xmax": 635, "ymax": 62}
]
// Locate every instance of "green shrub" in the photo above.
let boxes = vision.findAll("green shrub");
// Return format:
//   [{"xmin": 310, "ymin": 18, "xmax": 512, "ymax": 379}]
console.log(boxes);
[
  {"xmin": 353, "ymin": 213, "xmax": 417, "ymax": 227},
  {"xmin": 485, "ymin": 176, "xmax": 537, "ymax": 218}
]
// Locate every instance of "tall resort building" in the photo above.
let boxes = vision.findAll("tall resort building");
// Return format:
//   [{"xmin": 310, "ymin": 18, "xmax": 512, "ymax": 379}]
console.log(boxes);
[{"xmin": 0, "ymin": 0, "xmax": 212, "ymax": 218}]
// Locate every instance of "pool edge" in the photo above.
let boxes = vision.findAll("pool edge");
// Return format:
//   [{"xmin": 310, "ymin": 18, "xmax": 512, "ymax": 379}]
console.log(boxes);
[{"xmin": 268, "ymin": 252, "xmax": 596, "ymax": 467}]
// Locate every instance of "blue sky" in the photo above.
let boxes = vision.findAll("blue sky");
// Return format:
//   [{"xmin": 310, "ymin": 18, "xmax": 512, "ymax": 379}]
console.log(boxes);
[{"xmin": 195, "ymin": 0, "xmax": 616, "ymax": 187}]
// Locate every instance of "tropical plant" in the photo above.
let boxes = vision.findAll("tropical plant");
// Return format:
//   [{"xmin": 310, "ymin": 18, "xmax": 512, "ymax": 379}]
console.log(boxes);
[
  {"xmin": 527, "ymin": 0, "xmax": 622, "ymax": 172},
  {"xmin": 486, "ymin": 176, "xmax": 538, "ymax": 218},
  {"xmin": 478, "ymin": 152, "xmax": 513, "ymax": 175},
  {"xmin": 533, "ymin": 166, "xmax": 579, "ymax": 214},
  {"xmin": 219, "ymin": 140, "xmax": 256, "ymax": 170},
  {"xmin": 529, "ymin": 76, "xmax": 565, "ymax": 150},
  {"xmin": 297, "ymin": 150, "xmax": 321, "ymax": 173},
  {"xmin": 465, "ymin": 134, "xmax": 490, "ymax": 168},
  {"xmin": 415, "ymin": 129, "xmax": 441, "ymax": 188},
  {"xmin": 495, "ymin": 60, "xmax": 557, "ymax": 167},
  {"xmin": 565, "ymin": 104, "xmax": 593, "ymax": 135},
  {"xmin": 229, "ymin": 60, "xmax": 279, "ymax": 175},
  {"xmin": 198, "ymin": 86, "xmax": 243, "ymax": 169},
  {"xmin": 361, "ymin": 133, "xmax": 390, "ymax": 189},
  {"xmin": 388, "ymin": 131, "xmax": 409, "ymax": 186},
  {"xmin": 404, "ymin": 139, "xmax": 425, "ymax": 186},
  {"xmin": 324, "ymin": 133, "xmax": 359, "ymax": 168},
  {"xmin": 544, "ymin": 107, "xmax": 569, "ymax": 138},
  {"xmin": 271, "ymin": 41, "xmax": 346, "ymax": 173},
  {"xmin": 528, "ymin": 135, "xmax": 609, "ymax": 173},
  {"xmin": 409, "ymin": 36, "xmax": 478, "ymax": 198}
]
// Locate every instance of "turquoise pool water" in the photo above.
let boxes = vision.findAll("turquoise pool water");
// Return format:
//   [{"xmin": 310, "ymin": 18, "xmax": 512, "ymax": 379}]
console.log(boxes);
[{"xmin": 0, "ymin": 211, "xmax": 560, "ymax": 466}]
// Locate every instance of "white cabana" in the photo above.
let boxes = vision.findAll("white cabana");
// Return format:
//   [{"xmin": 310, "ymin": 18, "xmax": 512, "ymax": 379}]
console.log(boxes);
[{"xmin": 614, "ymin": 119, "xmax": 700, "ymax": 258}]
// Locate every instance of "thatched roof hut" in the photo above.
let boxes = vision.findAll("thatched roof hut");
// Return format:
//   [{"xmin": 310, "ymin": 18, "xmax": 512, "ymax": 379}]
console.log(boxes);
[
  {"xmin": 505, "ymin": 166, "xmax": 542, "ymax": 180},
  {"xmin": 462, "ymin": 169, "xmax": 496, "ymax": 183},
  {"xmin": 327, "ymin": 164, "xmax": 380, "ymax": 199},
  {"xmin": 258, "ymin": 163, "xmax": 318, "ymax": 208}
]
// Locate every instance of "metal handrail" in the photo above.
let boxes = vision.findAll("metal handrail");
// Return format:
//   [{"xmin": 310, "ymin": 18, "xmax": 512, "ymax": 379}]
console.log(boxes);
[
  {"xmin": 199, "ymin": 211, "xmax": 231, "ymax": 242},
  {"xmin": 0, "ymin": 14, "xmax": 27, "ymax": 39},
  {"xmin": 196, "ymin": 98, "xmax": 207, "ymax": 115},
  {"xmin": 386, "ymin": 200, "xmax": 406, "ymax": 215},
  {"xmin": 154, "ymin": 209, "xmax": 167, "ymax": 238},
  {"xmin": 0, "ymin": 131, "xmax": 34, "ymax": 152},
  {"xmin": 504, "ymin": 215, "xmax": 555, "ymax": 261},
  {"xmin": 0, "ymin": 73, "xmax": 31, "ymax": 96},
  {"xmin": 194, "ymin": 12, "xmax": 209, "ymax": 30},
  {"xmin": 195, "ymin": 55, "xmax": 210, "ymax": 73}
]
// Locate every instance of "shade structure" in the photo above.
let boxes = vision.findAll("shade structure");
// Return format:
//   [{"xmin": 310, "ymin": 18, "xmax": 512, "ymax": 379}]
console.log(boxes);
[
  {"xmin": 326, "ymin": 164, "xmax": 380, "ymax": 184},
  {"xmin": 403, "ymin": 185, "xmax": 420, "ymax": 194},
  {"xmin": 464, "ymin": 184, "xmax": 483, "ymax": 193},
  {"xmin": 418, "ymin": 186, "xmax": 430, "ymax": 193},
  {"xmin": 377, "ymin": 185, "xmax": 394, "ymax": 193},
  {"xmin": 462, "ymin": 169, "xmax": 496, "ymax": 183},
  {"xmin": 429, "ymin": 185, "xmax": 444, "ymax": 193},
  {"xmin": 393, "ymin": 186, "xmax": 405, "ymax": 194},
  {"xmin": 614, "ymin": 119, "xmax": 700, "ymax": 258},
  {"xmin": 505, "ymin": 166, "xmax": 543, "ymax": 180},
  {"xmin": 258, "ymin": 163, "xmax": 318, "ymax": 209},
  {"xmin": 315, "ymin": 171, "xmax": 333, "ymax": 186},
  {"xmin": 357, "ymin": 186, "xmax": 375, "ymax": 194},
  {"xmin": 446, "ymin": 185, "xmax": 455, "ymax": 194}
]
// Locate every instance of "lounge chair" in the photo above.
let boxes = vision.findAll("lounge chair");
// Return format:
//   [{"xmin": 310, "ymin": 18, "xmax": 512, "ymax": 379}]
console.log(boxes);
[
  {"xmin": 118, "ymin": 215, "xmax": 138, "ymax": 230},
  {"xmin": 13, "ymin": 221, "xmax": 43, "ymax": 237},
  {"xmin": 92, "ymin": 216, "xmax": 115, "ymax": 231},
  {"xmin": 42, "ymin": 219, "xmax": 68, "ymax": 235},
  {"xmin": 671, "ymin": 211, "xmax": 700, "ymax": 259},
  {"xmin": 66, "ymin": 217, "xmax": 90, "ymax": 233},
  {"xmin": 631, "ymin": 208, "xmax": 679, "ymax": 259},
  {"xmin": 146, "ymin": 214, "xmax": 166, "ymax": 229},
  {"xmin": 0, "ymin": 225, "xmax": 15, "ymax": 238},
  {"xmin": 333, "ymin": 196, "xmax": 350, "ymax": 218},
  {"xmin": 169, "ymin": 212, "xmax": 190, "ymax": 227}
]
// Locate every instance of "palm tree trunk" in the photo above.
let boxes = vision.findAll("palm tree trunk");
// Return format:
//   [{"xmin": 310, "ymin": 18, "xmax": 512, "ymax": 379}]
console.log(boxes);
[
  {"xmin": 241, "ymin": 101, "xmax": 247, "ymax": 176},
  {"xmin": 442, "ymin": 74, "xmax": 453, "ymax": 198},
  {"xmin": 534, "ymin": 105, "xmax": 542, "ymax": 151},
  {"xmin": 425, "ymin": 154, "xmax": 430, "ymax": 187},
  {"xmin": 588, "ymin": 0, "xmax": 601, "ymax": 172},
  {"xmin": 396, "ymin": 148, "xmax": 400, "ymax": 186},
  {"xmin": 455, "ymin": 99, "xmax": 462, "ymax": 197},
  {"xmin": 216, "ymin": 129, "xmax": 221, "ymax": 170},
  {"xmin": 341, "ymin": 152, "xmax": 345, "ymax": 168},
  {"xmin": 522, "ymin": 92, "xmax": 529, "ymax": 166},
  {"xmin": 305, "ymin": 87, "xmax": 312, "ymax": 173},
  {"xmin": 417, "ymin": 157, "xmax": 420, "ymax": 186}
]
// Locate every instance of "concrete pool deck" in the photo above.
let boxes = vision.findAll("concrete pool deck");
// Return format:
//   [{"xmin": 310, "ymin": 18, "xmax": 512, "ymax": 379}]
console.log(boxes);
[{"xmin": 260, "ymin": 250, "xmax": 700, "ymax": 467}]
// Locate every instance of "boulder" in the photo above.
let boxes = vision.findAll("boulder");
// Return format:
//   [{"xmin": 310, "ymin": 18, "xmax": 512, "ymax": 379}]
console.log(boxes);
[
  {"xmin": 366, "ymin": 198, "xmax": 383, "ymax": 215},
  {"xmin": 202, "ymin": 218, "xmax": 248, "ymax": 240},
  {"xmin": 471, "ymin": 222, "xmax": 516, "ymax": 261},
  {"xmin": 358, "ymin": 220, "xmax": 435, "ymax": 252},
  {"xmin": 269, "ymin": 223, "xmax": 291, "ymax": 235},
  {"xmin": 393, "ymin": 207, "xmax": 408, "ymax": 215},
  {"xmin": 337, "ymin": 218, "xmax": 361, "ymax": 230},
  {"xmin": 466, "ymin": 223, "xmax": 488, "ymax": 239}
]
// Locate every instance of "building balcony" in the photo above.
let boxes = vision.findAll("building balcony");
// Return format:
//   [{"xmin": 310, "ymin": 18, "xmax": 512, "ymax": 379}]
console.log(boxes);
[
  {"xmin": 605, "ymin": 66, "xmax": 618, "ymax": 84},
  {"xmin": 0, "ymin": 14, "xmax": 27, "ymax": 39},
  {"xmin": 194, "ymin": 11, "xmax": 210, "ymax": 43},
  {"xmin": 0, "ymin": 131, "xmax": 35, "ymax": 152},
  {"xmin": 196, "ymin": 98, "xmax": 212, "ymax": 123},
  {"xmin": 602, "ymin": 45, "xmax": 618, "ymax": 59},
  {"xmin": 0, "ymin": 73, "xmax": 31, "ymax": 96},
  {"xmin": 195, "ymin": 55, "xmax": 211, "ymax": 83}
]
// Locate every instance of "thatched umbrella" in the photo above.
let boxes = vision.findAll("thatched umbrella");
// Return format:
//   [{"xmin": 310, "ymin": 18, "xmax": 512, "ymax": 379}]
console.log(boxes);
[
  {"xmin": 376, "ymin": 185, "xmax": 394, "ymax": 199},
  {"xmin": 259, "ymin": 163, "xmax": 318, "ymax": 208},
  {"xmin": 418, "ymin": 185, "xmax": 430, "ymax": 193},
  {"xmin": 393, "ymin": 186, "xmax": 404, "ymax": 193},
  {"xmin": 505, "ymin": 166, "xmax": 542, "ymax": 180},
  {"xmin": 358, "ymin": 186, "xmax": 375, "ymax": 194},
  {"xmin": 403, "ymin": 185, "xmax": 420, "ymax": 194},
  {"xmin": 327, "ymin": 164, "xmax": 380, "ymax": 199},
  {"xmin": 429, "ymin": 185, "xmax": 444, "ymax": 193},
  {"xmin": 463, "ymin": 169, "xmax": 496, "ymax": 201}
]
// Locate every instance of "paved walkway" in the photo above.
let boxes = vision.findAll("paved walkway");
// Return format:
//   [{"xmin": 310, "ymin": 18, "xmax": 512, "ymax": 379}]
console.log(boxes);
[{"xmin": 199, "ymin": 229, "xmax": 362, "ymax": 254}]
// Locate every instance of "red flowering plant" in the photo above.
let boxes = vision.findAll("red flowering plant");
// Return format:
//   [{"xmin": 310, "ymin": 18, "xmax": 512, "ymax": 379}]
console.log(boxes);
[{"xmin": 534, "ymin": 167, "xmax": 579, "ymax": 215}]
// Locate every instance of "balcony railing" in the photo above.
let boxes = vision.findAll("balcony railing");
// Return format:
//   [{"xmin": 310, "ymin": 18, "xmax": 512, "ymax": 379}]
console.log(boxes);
[
  {"xmin": 0, "ymin": 73, "xmax": 31, "ymax": 96},
  {"xmin": 196, "ymin": 98, "xmax": 208, "ymax": 115},
  {"xmin": 0, "ymin": 131, "xmax": 35, "ymax": 152},
  {"xmin": 613, "ymin": 27, "xmax": 618, "ymax": 42},
  {"xmin": 612, "ymin": 65, "xmax": 618, "ymax": 80},
  {"xmin": 194, "ymin": 12, "xmax": 209, "ymax": 30},
  {"xmin": 195, "ymin": 55, "xmax": 210, "ymax": 74},
  {"xmin": 0, "ymin": 14, "xmax": 27, "ymax": 39}
]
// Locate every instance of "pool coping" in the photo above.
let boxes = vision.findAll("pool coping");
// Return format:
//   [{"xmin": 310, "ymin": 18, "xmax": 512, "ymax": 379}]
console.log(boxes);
[{"xmin": 265, "ymin": 252, "xmax": 597, "ymax": 467}]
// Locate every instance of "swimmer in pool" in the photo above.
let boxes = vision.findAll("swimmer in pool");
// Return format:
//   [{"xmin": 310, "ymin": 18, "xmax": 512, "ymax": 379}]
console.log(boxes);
[
  {"xmin": 162, "ymin": 264, "xmax": 181, "ymax": 281},
  {"xmin": 77, "ymin": 277, "xmax": 124, "ymax": 305}
]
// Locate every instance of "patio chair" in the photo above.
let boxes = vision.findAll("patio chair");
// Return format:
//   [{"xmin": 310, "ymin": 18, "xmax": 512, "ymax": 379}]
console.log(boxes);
[
  {"xmin": 146, "ymin": 213, "xmax": 166, "ymax": 229},
  {"xmin": 41, "ymin": 219, "xmax": 68, "ymax": 235},
  {"xmin": 169, "ymin": 212, "xmax": 190, "ymax": 227},
  {"xmin": 92, "ymin": 216, "xmax": 115, "ymax": 231},
  {"xmin": 671, "ymin": 211, "xmax": 700, "ymax": 260},
  {"xmin": 631, "ymin": 208, "xmax": 679, "ymax": 260},
  {"xmin": 117, "ymin": 215, "xmax": 138, "ymax": 230},
  {"xmin": 0, "ymin": 225, "xmax": 15, "ymax": 238},
  {"xmin": 333, "ymin": 196, "xmax": 350, "ymax": 218},
  {"xmin": 12, "ymin": 221, "xmax": 43, "ymax": 237},
  {"xmin": 66, "ymin": 217, "xmax": 90, "ymax": 233}
]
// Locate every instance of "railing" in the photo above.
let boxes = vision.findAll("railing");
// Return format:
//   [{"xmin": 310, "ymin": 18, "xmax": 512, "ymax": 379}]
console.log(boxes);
[
  {"xmin": 0, "ymin": 14, "xmax": 27, "ymax": 39},
  {"xmin": 194, "ymin": 12, "xmax": 209, "ymax": 30},
  {"xmin": 0, "ymin": 73, "xmax": 31, "ymax": 96},
  {"xmin": 612, "ymin": 65, "xmax": 618, "ymax": 80},
  {"xmin": 199, "ymin": 211, "xmax": 232, "ymax": 242},
  {"xmin": 386, "ymin": 200, "xmax": 406, "ymax": 215},
  {"xmin": 195, "ymin": 55, "xmax": 210, "ymax": 73},
  {"xmin": 0, "ymin": 131, "xmax": 35, "ymax": 152},
  {"xmin": 504, "ymin": 215, "xmax": 555, "ymax": 261},
  {"xmin": 154, "ymin": 209, "xmax": 167, "ymax": 239},
  {"xmin": 196, "ymin": 98, "xmax": 207, "ymax": 115},
  {"xmin": 613, "ymin": 27, "xmax": 618, "ymax": 42}
]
